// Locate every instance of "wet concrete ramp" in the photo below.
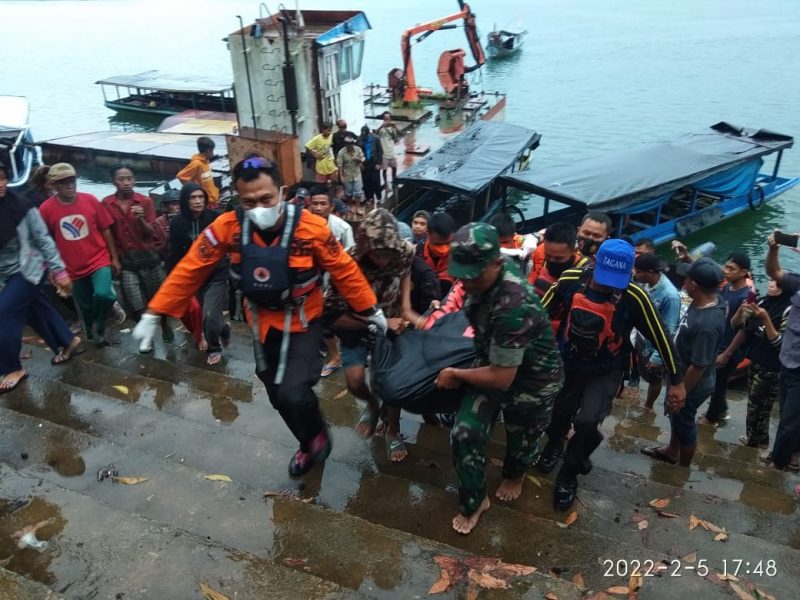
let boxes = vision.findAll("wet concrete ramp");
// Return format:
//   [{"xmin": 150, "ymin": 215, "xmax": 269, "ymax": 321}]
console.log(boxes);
[{"xmin": 1, "ymin": 324, "xmax": 797, "ymax": 599}]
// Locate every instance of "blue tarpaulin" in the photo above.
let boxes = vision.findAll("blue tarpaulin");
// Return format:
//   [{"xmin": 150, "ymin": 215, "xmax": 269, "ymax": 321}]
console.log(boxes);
[{"xmin": 694, "ymin": 158, "xmax": 763, "ymax": 197}]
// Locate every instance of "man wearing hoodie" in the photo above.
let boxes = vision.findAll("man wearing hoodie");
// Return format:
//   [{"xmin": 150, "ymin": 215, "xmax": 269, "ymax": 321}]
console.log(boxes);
[
  {"xmin": 324, "ymin": 209, "xmax": 417, "ymax": 462},
  {"xmin": 168, "ymin": 183, "xmax": 230, "ymax": 364},
  {"xmin": 102, "ymin": 165, "xmax": 172, "ymax": 350},
  {"xmin": 177, "ymin": 137, "xmax": 219, "ymax": 209}
]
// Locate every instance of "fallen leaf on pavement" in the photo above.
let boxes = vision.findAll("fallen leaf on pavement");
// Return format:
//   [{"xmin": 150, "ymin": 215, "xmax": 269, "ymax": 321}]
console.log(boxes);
[
  {"xmin": 283, "ymin": 557, "xmax": 307, "ymax": 567},
  {"xmin": 427, "ymin": 570, "xmax": 452, "ymax": 594},
  {"xmin": 468, "ymin": 569, "xmax": 509, "ymax": 589},
  {"xmin": 714, "ymin": 532, "xmax": 728, "ymax": 542},
  {"xmin": 494, "ymin": 562, "xmax": 536, "ymax": 576},
  {"xmin": 605, "ymin": 585, "xmax": 629, "ymax": 595},
  {"xmin": 656, "ymin": 510, "xmax": 680, "ymax": 518},
  {"xmin": 113, "ymin": 476, "xmax": 148, "ymax": 485},
  {"xmin": 564, "ymin": 511, "xmax": 578, "ymax": 526},
  {"xmin": 648, "ymin": 498, "xmax": 670, "ymax": 509},
  {"xmin": 754, "ymin": 587, "xmax": 777, "ymax": 600},
  {"xmin": 573, "ymin": 572, "xmax": 586, "ymax": 589},
  {"xmin": 112, "ymin": 385, "xmax": 129, "ymax": 395},
  {"xmin": 427, "ymin": 569, "xmax": 451, "ymax": 594},
  {"xmin": 637, "ymin": 519, "xmax": 649, "ymax": 530},
  {"xmin": 682, "ymin": 551, "xmax": 697, "ymax": 563},
  {"xmin": 545, "ymin": 593, "xmax": 559, "ymax": 600},
  {"xmin": 333, "ymin": 389, "xmax": 348, "ymax": 400},
  {"xmin": 434, "ymin": 555, "xmax": 463, "ymax": 582},
  {"xmin": 629, "ymin": 512, "xmax": 647, "ymax": 524},
  {"xmin": 717, "ymin": 573, "xmax": 738, "ymax": 582},
  {"xmin": 204, "ymin": 474, "xmax": 232, "ymax": 482},
  {"xmin": 688, "ymin": 515, "xmax": 700, "ymax": 530},
  {"xmin": 199, "ymin": 581, "xmax": 230, "ymax": 600},
  {"xmin": 728, "ymin": 582, "xmax": 752, "ymax": 600},
  {"xmin": 526, "ymin": 475, "xmax": 542, "ymax": 488},
  {"xmin": 629, "ymin": 573, "xmax": 643, "ymax": 592}
]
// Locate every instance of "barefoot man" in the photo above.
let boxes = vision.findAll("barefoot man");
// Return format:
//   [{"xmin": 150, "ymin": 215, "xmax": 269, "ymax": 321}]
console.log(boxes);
[{"xmin": 435, "ymin": 223, "xmax": 563, "ymax": 534}]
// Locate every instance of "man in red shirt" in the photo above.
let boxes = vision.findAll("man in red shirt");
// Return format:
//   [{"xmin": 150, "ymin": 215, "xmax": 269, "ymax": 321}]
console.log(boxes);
[
  {"xmin": 39, "ymin": 163, "xmax": 121, "ymax": 345},
  {"xmin": 102, "ymin": 166, "xmax": 172, "ymax": 351}
]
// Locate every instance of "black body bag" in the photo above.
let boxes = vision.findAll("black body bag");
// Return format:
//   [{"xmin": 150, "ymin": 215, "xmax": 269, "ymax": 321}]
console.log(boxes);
[{"xmin": 370, "ymin": 311, "xmax": 478, "ymax": 414}]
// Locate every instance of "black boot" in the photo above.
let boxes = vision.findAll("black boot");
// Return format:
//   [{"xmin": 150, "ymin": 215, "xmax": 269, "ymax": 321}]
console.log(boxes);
[
  {"xmin": 554, "ymin": 467, "xmax": 578, "ymax": 511},
  {"xmin": 578, "ymin": 429, "xmax": 604, "ymax": 475},
  {"xmin": 536, "ymin": 439, "xmax": 564, "ymax": 474}
]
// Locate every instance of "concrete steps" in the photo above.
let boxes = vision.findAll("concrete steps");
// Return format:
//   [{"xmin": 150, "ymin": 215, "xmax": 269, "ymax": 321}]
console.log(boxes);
[{"xmin": 1, "ymin": 328, "xmax": 797, "ymax": 599}]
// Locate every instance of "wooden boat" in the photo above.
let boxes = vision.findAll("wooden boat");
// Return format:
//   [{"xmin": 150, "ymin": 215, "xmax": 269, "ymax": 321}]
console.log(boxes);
[
  {"xmin": 499, "ymin": 122, "xmax": 800, "ymax": 244},
  {"xmin": 486, "ymin": 27, "xmax": 526, "ymax": 58},
  {"xmin": 96, "ymin": 71, "xmax": 236, "ymax": 117},
  {"xmin": 395, "ymin": 120, "xmax": 540, "ymax": 225},
  {"xmin": 0, "ymin": 96, "xmax": 39, "ymax": 188}
]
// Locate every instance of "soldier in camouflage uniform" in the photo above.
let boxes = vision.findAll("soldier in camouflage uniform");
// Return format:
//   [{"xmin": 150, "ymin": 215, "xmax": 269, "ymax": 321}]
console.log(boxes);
[{"xmin": 435, "ymin": 223, "xmax": 563, "ymax": 535}]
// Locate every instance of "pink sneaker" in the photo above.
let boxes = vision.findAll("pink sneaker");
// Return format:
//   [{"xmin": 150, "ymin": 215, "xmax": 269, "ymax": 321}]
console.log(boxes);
[{"xmin": 288, "ymin": 449, "xmax": 313, "ymax": 477}]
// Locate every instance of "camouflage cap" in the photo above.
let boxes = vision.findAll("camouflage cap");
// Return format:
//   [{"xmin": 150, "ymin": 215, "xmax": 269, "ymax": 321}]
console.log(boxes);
[{"xmin": 448, "ymin": 222, "xmax": 500, "ymax": 279}]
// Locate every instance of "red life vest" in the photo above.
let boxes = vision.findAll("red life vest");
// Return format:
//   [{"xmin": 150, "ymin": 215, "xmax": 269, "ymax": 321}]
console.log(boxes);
[{"xmin": 563, "ymin": 276, "xmax": 624, "ymax": 360}]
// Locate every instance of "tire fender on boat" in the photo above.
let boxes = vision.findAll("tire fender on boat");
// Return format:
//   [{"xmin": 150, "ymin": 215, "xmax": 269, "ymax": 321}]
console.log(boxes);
[{"xmin": 749, "ymin": 183, "xmax": 766, "ymax": 211}]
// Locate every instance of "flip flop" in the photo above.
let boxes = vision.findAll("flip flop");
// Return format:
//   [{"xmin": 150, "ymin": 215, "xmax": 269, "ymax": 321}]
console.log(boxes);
[
  {"xmin": 641, "ymin": 446, "xmax": 678, "ymax": 465},
  {"xmin": 206, "ymin": 352, "xmax": 223, "ymax": 366},
  {"xmin": 355, "ymin": 406, "xmax": 379, "ymax": 438},
  {"xmin": 388, "ymin": 436, "xmax": 408, "ymax": 463},
  {"xmin": 0, "ymin": 372, "xmax": 29, "ymax": 394},
  {"xmin": 50, "ymin": 339, "xmax": 85, "ymax": 365},
  {"xmin": 321, "ymin": 362, "xmax": 341, "ymax": 378}
]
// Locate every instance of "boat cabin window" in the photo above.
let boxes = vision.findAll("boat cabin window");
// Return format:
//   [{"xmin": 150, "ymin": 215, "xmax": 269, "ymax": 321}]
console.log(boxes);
[
  {"xmin": 350, "ymin": 39, "xmax": 364, "ymax": 79},
  {"xmin": 338, "ymin": 44, "xmax": 353, "ymax": 83}
]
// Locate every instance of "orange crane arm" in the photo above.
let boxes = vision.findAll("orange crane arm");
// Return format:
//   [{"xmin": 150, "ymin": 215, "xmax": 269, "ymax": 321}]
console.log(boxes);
[{"xmin": 400, "ymin": 2, "xmax": 485, "ymax": 103}]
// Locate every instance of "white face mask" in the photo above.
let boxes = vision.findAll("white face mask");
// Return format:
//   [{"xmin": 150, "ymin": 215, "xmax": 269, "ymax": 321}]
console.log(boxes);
[{"xmin": 247, "ymin": 201, "xmax": 284, "ymax": 230}]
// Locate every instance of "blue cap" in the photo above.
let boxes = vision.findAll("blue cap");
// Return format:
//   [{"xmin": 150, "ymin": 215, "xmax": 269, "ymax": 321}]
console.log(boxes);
[{"xmin": 594, "ymin": 239, "xmax": 634, "ymax": 289}]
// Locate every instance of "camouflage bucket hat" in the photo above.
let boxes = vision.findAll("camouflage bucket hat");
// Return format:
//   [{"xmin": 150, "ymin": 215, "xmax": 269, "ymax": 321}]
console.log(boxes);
[{"xmin": 448, "ymin": 222, "xmax": 500, "ymax": 279}]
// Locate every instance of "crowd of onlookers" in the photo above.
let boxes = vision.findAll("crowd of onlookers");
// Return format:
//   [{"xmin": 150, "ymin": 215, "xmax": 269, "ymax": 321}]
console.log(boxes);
[{"xmin": 3, "ymin": 136, "xmax": 799, "ymax": 536}]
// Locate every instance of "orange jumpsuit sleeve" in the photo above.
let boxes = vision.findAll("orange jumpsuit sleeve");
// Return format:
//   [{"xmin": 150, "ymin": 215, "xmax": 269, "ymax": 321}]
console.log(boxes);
[
  {"xmin": 176, "ymin": 159, "xmax": 199, "ymax": 184},
  {"xmin": 528, "ymin": 244, "xmax": 546, "ymax": 284},
  {"xmin": 312, "ymin": 220, "xmax": 376, "ymax": 312},
  {"xmin": 148, "ymin": 213, "xmax": 234, "ymax": 318}
]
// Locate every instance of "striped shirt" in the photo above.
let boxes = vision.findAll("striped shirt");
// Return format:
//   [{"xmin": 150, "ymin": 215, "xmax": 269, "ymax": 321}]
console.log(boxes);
[{"xmin": 542, "ymin": 267, "xmax": 681, "ymax": 384}]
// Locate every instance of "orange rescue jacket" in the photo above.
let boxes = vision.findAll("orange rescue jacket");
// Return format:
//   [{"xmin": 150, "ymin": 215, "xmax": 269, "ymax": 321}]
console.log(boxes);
[
  {"xmin": 148, "ymin": 209, "xmax": 376, "ymax": 341},
  {"xmin": 177, "ymin": 153, "xmax": 220, "ymax": 207}
]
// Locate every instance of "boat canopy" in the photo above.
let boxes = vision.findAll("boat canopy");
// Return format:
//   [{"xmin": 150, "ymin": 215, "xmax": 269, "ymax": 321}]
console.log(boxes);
[
  {"xmin": 500, "ymin": 122, "xmax": 794, "ymax": 213},
  {"xmin": 397, "ymin": 121, "xmax": 541, "ymax": 196},
  {"xmin": 95, "ymin": 71, "xmax": 233, "ymax": 94}
]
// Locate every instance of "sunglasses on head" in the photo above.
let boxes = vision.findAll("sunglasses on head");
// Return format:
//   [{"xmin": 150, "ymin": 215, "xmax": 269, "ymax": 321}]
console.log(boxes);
[{"xmin": 241, "ymin": 156, "xmax": 276, "ymax": 170}]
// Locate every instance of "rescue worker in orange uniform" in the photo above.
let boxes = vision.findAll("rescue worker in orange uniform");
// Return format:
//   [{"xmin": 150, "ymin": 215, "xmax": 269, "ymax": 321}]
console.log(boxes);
[
  {"xmin": 134, "ymin": 156, "xmax": 384, "ymax": 476},
  {"xmin": 529, "ymin": 222, "xmax": 589, "ymax": 298},
  {"xmin": 416, "ymin": 212, "xmax": 458, "ymax": 298}
]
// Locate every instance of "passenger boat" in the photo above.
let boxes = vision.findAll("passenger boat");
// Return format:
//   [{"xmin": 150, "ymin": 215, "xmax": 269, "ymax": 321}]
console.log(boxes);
[
  {"xmin": 486, "ymin": 27, "xmax": 526, "ymax": 58},
  {"xmin": 499, "ymin": 122, "xmax": 799, "ymax": 244},
  {"xmin": 395, "ymin": 120, "xmax": 540, "ymax": 225},
  {"xmin": 0, "ymin": 96, "xmax": 39, "ymax": 188},
  {"xmin": 96, "ymin": 71, "xmax": 236, "ymax": 117}
]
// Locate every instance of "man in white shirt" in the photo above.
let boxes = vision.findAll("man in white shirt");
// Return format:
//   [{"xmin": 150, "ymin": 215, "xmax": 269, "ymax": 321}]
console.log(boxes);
[{"xmin": 308, "ymin": 186, "xmax": 355, "ymax": 377}]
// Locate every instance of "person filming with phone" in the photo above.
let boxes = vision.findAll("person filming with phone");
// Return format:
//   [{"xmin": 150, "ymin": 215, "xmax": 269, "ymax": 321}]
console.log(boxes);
[{"xmin": 762, "ymin": 229, "xmax": 800, "ymax": 470}]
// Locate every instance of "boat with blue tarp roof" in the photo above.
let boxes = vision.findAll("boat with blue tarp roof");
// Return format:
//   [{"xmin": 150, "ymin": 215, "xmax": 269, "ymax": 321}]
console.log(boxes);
[{"xmin": 498, "ymin": 122, "xmax": 799, "ymax": 244}]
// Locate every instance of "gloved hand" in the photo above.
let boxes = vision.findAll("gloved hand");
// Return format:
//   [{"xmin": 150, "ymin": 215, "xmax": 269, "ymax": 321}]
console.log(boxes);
[
  {"xmin": 363, "ymin": 306, "xmax": 388, "ymax": 336},
  {"xmin": 132, "ymin": 312, "xmax": 160, "ymax": 354}
]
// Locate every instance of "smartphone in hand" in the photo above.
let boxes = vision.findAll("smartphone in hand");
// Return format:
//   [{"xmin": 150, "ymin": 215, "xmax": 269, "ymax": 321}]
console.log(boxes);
[{"xmin": 774, "ymin": 231, "xmax": 799, "ymax": 247}]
